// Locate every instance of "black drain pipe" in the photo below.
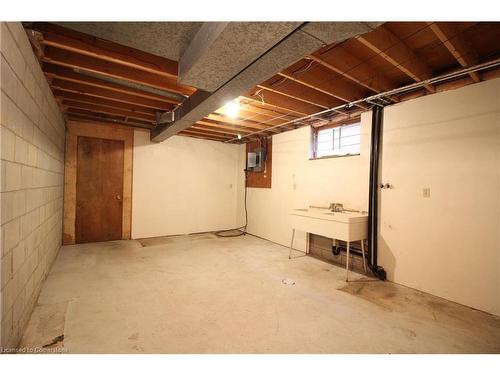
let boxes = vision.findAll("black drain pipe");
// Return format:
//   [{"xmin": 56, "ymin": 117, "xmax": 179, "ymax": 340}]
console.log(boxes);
[{"xmin": 367, "ymin": 105, "xmax": 387, "ymax": 280}]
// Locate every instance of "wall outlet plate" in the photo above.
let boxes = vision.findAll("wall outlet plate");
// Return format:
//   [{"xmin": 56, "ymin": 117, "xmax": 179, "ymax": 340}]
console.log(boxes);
[{"xmin": 423, "ymin": 187, "xmax": 431, "ymax": 198}]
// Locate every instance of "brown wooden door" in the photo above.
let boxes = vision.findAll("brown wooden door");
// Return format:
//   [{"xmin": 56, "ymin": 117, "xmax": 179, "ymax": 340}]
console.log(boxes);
[{"xmin": 75, "ymin": 136, "xmax": 124, "ymax": 243}]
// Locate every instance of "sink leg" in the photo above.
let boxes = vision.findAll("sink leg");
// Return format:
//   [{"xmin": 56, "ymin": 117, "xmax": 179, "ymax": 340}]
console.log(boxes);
[
  {"xmin": 346, "ymin": 241, "xmax": 350, "ymax": 282},
  {"xmin": 361, "ymin": 239, "xmax": 367, "ymax": 273},
  {"xmin": 288, "ymin": 228, "xmax": 296, "ymax": 259}
]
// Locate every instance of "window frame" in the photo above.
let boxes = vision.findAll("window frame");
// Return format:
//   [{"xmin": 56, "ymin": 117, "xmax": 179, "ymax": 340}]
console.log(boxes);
[{"xmin": 310, "ymin": 119, "xmax": 362, "ymax": 160}]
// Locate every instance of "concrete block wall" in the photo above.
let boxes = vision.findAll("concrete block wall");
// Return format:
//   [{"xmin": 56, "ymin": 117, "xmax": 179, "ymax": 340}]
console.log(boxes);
[{"xmin": 0, "ymin": 22, "xmax": 66, "ymax": 349}]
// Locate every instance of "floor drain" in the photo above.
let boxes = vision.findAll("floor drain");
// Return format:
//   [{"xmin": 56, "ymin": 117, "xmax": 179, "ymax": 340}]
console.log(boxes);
[{"xmin": 282, "ymin": 278, "xmax": 296, "ymax": 285}]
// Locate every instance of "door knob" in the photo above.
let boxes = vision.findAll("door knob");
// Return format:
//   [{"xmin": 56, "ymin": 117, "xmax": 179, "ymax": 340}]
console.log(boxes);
[{"xmin": 115, "ymin": 195, "xmax": 122, "ymax": 201}]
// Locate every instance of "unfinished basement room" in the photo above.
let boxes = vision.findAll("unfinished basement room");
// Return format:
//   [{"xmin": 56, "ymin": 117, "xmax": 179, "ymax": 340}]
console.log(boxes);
[{"xmin": 1, "ymin": 3, "xmax": 500, "ymax": 367}]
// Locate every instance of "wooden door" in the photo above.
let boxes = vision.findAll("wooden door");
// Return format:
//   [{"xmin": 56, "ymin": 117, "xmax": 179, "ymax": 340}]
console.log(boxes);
[{"xmin": 75, "ymin": 136, "xmax": 124, "ymax": 243}]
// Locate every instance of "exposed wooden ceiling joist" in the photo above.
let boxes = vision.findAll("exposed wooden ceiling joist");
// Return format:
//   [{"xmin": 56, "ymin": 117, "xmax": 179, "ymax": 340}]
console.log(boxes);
[
  {"xmin": 53, "ymin": 90, "xmax": 157, "ymax": 116},
  {"xmin": 62, "ymin": 99, "xmax": 156, "ymax": 122},
  {"xmin": 206, "ymin": 113, "xmax": 281, "ymax": 132},
  {"xmin": 181, "ymin": 128, "xmax": 233, "ymax": 139},
  {"xmin": 50, "ymin": 78, "xmax": 174, "ymax": 111},
  {"xmin": 196, "ymin": 119, "xmax": 255, "ymax": 134},
  {"xmin": 306, "ymin": 50, "xmax": 397, "ymax": 96},
  {"xmin": 355, "ymin": 25, "xmax": 435, "ymax": 92},
  {"xmin": 24, "ymin": 22, "xmax": 500, "ymax": 143},
  {"xmin": 42, "ymin": 47, "xmax": 195, "ymax": 96},
  {"xmin": 244, "ymin": 89, "xmax": 323, "ymax": 116},
  {"xmin": 257, "ymin": 81, "xmax": 335, "ymax": 110},
  {"xmin": 427, "ymin": 22, "xmax": 481, "ymax": 83},
  {"xmin": 30, "ymin": 22, "xmax": 179, "ymax": 79},
  {"xmin": 215, "ymin": 106, "xmax": 295, "ymax": 128},
  {"xmin": 44, "ymin": 64, "xmax": 180, "ymax": 105},
  {"xmin": 277, "ymin": 66, "xmax": 369, "ymax": 109}
]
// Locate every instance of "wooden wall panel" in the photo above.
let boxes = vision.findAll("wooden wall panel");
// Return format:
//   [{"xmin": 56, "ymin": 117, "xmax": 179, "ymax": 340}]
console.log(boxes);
[{"xmin": 246, "ymin": 137, "xmax": 272, "ymax": 188}]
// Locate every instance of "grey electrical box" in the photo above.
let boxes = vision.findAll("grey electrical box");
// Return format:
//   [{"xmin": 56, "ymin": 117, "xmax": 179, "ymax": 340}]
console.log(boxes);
[
  {"xmin": 247, "ymin": 148, "xmax": 266, "ymax": 172},
  {"xmin": 247, "ymin": 152, "xmax": 257, "ymax": 168}
]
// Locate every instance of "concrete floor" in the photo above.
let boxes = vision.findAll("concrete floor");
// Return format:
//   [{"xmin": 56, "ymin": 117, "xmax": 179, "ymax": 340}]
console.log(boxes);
[{"xmin": 20, "ymin": 234, "xmax": 500, "ymax": 353}]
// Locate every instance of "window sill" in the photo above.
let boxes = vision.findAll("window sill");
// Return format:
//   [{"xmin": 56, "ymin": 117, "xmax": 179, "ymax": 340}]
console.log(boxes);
[{"xmin": 309, "ymin": 153, "xmax": 360, "ymax": 161}]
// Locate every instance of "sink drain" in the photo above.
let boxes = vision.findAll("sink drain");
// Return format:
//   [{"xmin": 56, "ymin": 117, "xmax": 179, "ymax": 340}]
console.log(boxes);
[{"xmin": 282, "ymin": 278, "xmax": 296, "ymax": 285}]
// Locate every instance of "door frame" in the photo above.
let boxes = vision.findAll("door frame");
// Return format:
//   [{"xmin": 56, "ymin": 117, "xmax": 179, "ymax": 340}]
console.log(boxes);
[{"xmin": 63, "ymin": 120, "xmax": 135, "ymax": 245}]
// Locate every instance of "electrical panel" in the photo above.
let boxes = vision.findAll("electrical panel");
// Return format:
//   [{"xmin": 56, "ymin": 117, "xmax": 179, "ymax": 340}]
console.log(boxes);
[{"xmin": 247, "ymin": 147, "xmax": 266, "ymax": 172}]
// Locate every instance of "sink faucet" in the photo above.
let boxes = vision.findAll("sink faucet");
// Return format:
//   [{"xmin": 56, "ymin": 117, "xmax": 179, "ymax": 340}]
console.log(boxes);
[{"xmin": 329, "ymin": 203, "xmax": 343, "ymax": 212}]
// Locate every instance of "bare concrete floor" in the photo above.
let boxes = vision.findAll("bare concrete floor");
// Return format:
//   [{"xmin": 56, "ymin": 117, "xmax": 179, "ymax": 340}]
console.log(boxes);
[{"xmin": 20, "ymin": 234, "xmax": 500, "ymax": 353}]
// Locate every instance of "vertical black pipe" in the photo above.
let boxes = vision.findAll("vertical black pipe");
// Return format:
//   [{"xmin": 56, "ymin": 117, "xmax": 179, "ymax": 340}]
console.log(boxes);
[{"xmin": 367, "ymin": 106, "xmax": 387, "ymax": 280}]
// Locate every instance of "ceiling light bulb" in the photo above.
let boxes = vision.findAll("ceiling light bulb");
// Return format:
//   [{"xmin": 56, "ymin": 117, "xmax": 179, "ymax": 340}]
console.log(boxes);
[
  {"xmin": 224, "ymin": 100, "xmax": 240, "ymax": 118},
  {"xmin": 237, "ymin": 134, "xmax": 242, "ymax": 139}
]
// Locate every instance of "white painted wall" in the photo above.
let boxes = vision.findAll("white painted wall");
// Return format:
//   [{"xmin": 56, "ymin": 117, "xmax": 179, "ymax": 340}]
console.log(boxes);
[
  {"xmin": 378, "ymin": 78, "xmax": 500, "ymax": 316},
  {"xmin": 245, "ymin": 121, "xmax": 371, "ymax": 251},
  {"xmin": 132, "ymin": 132, "xmax": 245, "ymax": 239},
  {"xmin": 245, "ymin": 78, "xmax": 500, "ymax": 316}
]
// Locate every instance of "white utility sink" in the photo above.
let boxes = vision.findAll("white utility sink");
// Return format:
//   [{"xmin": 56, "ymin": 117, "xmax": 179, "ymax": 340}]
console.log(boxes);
[
  {"xmin": 289, "ymin": 207, "xmax": 368, "ymax": 281},
  {"xmin": 290, "ymin": 208, "xmax": 368, "ymax": 242}
]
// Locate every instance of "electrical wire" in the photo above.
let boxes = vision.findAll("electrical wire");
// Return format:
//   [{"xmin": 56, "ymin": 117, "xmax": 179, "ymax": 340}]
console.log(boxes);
[{"xmin": 214, "ymin": 170, "xmax": 248, "ymax": 238}]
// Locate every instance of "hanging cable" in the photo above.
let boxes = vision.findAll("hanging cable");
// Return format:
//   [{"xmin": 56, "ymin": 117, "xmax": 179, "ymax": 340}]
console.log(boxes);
[{"xmin": 214, "ymin": 170, "xmax": 249, "ymax": 238}]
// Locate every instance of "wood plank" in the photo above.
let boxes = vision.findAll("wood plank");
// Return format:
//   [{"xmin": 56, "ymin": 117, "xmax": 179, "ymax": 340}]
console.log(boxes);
[
  {"xmin": 237, "ymin": 100, "xmax": 299, "ymax": 121},
  {"xmin": 427, "ymin": 22, "xmax": 480, "ymax": 82},
  {"xmin": 258, "ymin": 79, "xmax": 346, "ymax": 109},
  {"xmin": 44, "ymin": 64, "xmax": 180, "ymax": 105},
  {"xmin": 180, "ymin": 128, "xmax": 233, "ymax": 141},
  {"xmin": 179, "ymin": 133, "xmax": 227, "ymax": 142},
  {"xmin": 66, "ymin": 108, "xmax": 153, "ymax": 127},
  {"xmin": 307, "ymin": 47, "xmax": 397, "ymax": 94},
  {"xmin": 244, "ymin": 89, "xmax": 322, "ymax": 115},
  {"xmin": 50, "ymin": 78, "xmax": 174, "ymax": 111},
  {"xmin": 42, "ymin": 46, "xmax": 195, "ymax": 96},
  {"xmin": 246, "ymin": 138, "xmax": 272, "ymax": 188},
  {"xmin": 191, "ymin": 125, "xmax": 245, "ymax": 136},
  {"xmin": 53, "ymin": 90, "xmax": 158, "ymax": 116},
  {"xmin": 214, "ymin": 106, "xmax": 294, "ymax": 127},
  {"xmin": 278, "ymin": 65, "xmax": 368, "ymax": 109},
  {"xmin": 66, "ymin": 112, "xmax": 152, "ymax": 130},
  {"xmin": 206, "ymin": 113, "xmax": 277, "ymax": 131},
  {"xmin": 196, "ymin": 120, "xmax": 254, "ymax": 134},
  {"xmin": 62, "ymin": 100, "xmax": 156, "ymax": 122},
  {"xmin": 31, "ymin": 22, "xmax": 178, "ymax": 79},
  {"xmin": 356, "ymin": 25, "xmax": 435, "ymax": 92},
  {"xmin": 182, "ymin": 128, "xmax": 233, "ymax": 139}
]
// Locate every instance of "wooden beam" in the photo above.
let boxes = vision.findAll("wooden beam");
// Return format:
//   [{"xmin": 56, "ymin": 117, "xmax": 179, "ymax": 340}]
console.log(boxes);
[
  {"xmin": 66, "ymin": 112, "xmax": 152, "ymax": 130},
  {"xmin": 355, "ymin": 25, "xmax": 435, "ymax": 92},
  {"xmin": 206, "ymin": 113, "xmax": 280, "ymax": 132},
  {"xmin": 214, "ymin": 106, "xmax": 294, "ymax": 128},
  {"xmin": 30, "ymin": 23, "xmax": 178, "ymax": 79},
  {"xmin": 50, "ymin": 78, "xmax": 174, "ymax": 111},
  {"xmin": 196, "ymin": 120, "xmax": 254, "ymax": 134},
  {"xmin": 179, "ymin": 133, "xmax": 227, "ymax": 142},
  {"xmin": 44, "ymin": 64, "xmax": 180, "ymax": 105},
  {"xmin": 62, "ymin": 100, "xmax": 156, "ymax": 122},
  {"xmin": 278, "ymin": 65, "xmax": 368, "ymax": 109},
  {"xmin": 180, "ymin": 129, "xmax": 229, "ymax": 141},
  {"xmin": 244, "ymin": 89, "xmax": 323, "ymax": 115},
  {"xmin": 237, "ymin": 100, "xmax": 298, "ymax": 121},
  {"xmin": 66, "ymin": 108, "xmax": 153, "ymax": 126},
  {"xmin": 307, "ymin": 49, "xmax": 397, "ymax": 94},
  {"xmin": 181, "ymin": 128, "xmax": 233, "ymax": 139},
  {"xmin": 53, "ymin": 90, "xmax": 158, "ymax": 116},
  {"xmin": 257, "ymin": 79, "xmax": 346, "ymax": 109},
  {"xmin": 427, "ymin": 22, "xmax": 480, "ymax": 82},
  {"xmin": 191, "ymin": 125, "xmax": 242, "ymax": 136},
  {"xmin": 42, "ymin": 47, "xmax": 195, "ymax": 96}
]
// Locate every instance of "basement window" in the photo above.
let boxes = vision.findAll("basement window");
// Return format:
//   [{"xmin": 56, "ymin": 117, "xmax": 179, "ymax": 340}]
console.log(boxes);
[{"xmin": 311, "ymin": 122, "xmax": 361, "ymax": 159}]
